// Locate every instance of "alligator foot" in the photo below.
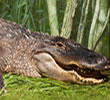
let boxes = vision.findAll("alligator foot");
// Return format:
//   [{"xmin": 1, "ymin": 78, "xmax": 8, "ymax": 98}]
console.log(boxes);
[{"xmin": 0, "ymin": 73, "xmax": 4, "ymax": 90}]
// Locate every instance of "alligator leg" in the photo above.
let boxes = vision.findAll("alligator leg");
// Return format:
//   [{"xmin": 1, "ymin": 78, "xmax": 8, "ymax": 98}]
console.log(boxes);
[
  {"xmin": 1, "ymin": 64, "xmax": 42, "ymax": 78},
  {"xmin": 0, "ymin": 72, "xmax": 4, "ymax": 90}
]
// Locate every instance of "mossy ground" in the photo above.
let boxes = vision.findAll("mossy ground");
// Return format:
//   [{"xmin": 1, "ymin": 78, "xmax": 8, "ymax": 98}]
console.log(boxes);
[{"xmin": 0, "ymin": 74, "xmax": 110, "ymax": 100}]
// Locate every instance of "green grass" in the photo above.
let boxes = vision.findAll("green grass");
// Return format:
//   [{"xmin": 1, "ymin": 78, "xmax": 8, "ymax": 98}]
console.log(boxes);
[{"xmin": 1, "ymin": 74, "xmax": 110, "ymax": 100}]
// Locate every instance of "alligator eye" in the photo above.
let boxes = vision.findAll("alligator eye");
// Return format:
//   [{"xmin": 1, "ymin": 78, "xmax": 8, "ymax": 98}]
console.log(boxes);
[{"xmin": 55, "ymin": 42, "xmax": 65, "ymax": 49}]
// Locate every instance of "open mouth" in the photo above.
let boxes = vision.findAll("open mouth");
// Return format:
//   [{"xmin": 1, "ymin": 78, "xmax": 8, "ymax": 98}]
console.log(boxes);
[
  {"xmin": 56, "ymin": 61, "xmax": 107, "ymax": 84},
  {"xmin": 34, "ymin": 52, "xmax": 108, "ymax": 85}
]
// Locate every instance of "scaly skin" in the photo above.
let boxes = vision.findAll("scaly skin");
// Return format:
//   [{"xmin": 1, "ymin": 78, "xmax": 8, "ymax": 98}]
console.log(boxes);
[{"xmin": 0, "ymin": 19, "xmax": 110, "ymax": 89}]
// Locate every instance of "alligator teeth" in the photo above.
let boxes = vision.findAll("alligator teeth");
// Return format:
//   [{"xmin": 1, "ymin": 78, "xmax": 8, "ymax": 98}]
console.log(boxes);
[
  {"xmin": 81, "ymin": 70, "xmax": 83, "ymax": 73},
  {"xmin": 71, "ymin": 69, "xmax": 104, "ymax": 84},
  {"xmin": 72, "ymin": 70, "xmax": 75, "ymax": 72},
  {"xmin": 83, "ymin": 71, "xmax": 86, "ymax": 74}
]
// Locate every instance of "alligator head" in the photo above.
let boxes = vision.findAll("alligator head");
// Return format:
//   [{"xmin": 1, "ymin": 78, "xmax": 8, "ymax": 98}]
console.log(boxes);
[{"xmin": 32, "ymin": 35, "xmax": 110, "ymax": 85}]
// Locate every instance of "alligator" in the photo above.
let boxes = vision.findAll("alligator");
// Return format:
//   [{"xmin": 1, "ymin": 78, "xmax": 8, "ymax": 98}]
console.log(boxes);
[{"xmin": 0, "ymin": 19, "xmax": 110, "ymax": 89}]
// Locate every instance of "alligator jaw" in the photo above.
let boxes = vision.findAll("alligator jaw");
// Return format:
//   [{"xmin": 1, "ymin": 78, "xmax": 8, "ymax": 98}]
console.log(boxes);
[
  {"xmin": 58, "ymin": 63, "xmax": 106, "ymax": 84},
  {"xmin": 69, "ymin": 70, "xmax": 104, "ymax": 85},
  {"xmin": 56, "ymin": 61, "xmax": 107, "ymax": 85},
  {"xmin": 33, "ymin": 52, "xmax": 107, "ymax": 85}
]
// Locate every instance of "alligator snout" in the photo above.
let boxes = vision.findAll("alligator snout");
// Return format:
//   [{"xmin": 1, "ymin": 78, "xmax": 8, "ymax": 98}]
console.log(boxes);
[{"xmin": 101, "ymin": 59, "xmax": 110, "ymax": 77}]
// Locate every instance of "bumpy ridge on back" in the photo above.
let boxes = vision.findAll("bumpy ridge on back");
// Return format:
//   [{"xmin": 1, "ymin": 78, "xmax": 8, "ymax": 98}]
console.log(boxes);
[{"xmin": 0, "ymin": 18, "xmax": 49, "ymax": 40}]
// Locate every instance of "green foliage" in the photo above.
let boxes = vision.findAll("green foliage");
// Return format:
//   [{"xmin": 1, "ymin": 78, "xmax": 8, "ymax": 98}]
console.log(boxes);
[
  {"xmin": 74, "ymin": 0, "xmax": 110, "ymax": 57},
  {"xmin": 0, "ymin": 0, "xmax": 49, "ymax": 33},
  {"xmin": 0, "ymin": 0, "xmax": 65, "ymax": 35},
  {"xmin": 0, "ymin": 74, "xmax": 110, "ymax": 100}
]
